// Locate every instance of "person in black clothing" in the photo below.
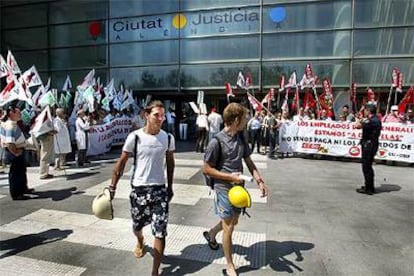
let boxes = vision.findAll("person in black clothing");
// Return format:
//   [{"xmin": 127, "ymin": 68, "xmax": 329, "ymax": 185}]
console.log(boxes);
[{"xmin": 355, "ymin": 103, "xmax": 381, "ymax": 195}]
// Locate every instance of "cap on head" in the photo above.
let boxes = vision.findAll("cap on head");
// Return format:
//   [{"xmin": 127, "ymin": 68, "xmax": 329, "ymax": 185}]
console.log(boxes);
[{"xmin": 391, "ymin": 105, "xmax": 398, "ymax": 111}]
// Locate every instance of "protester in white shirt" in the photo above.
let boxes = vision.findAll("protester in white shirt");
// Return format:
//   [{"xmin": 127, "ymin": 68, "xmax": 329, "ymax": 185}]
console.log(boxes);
[
  {"xmin": 207, "ymin": 107, "xmax": 223, "ymax": 142},
  {"xmin": 53, "ymin": 108, "xmax": 72, "ymax": 170},
  {"xmin": 196, "ymin": 112, "xmax": 209, "ymax": 153}
]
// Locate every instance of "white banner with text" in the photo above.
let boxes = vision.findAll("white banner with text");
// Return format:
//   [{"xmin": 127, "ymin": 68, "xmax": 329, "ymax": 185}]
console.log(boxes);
[
  {"xmin": 87, "ymin": 117, "xmax": 133, "ymax": 156},
  {"xmin": 279, "ymin": 121, "xmax": 414, "ymax": 163}
]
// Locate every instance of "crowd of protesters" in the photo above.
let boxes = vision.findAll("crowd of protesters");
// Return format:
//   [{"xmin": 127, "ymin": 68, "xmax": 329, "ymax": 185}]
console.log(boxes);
[{"xmin": 193, "ymin": 103, "xmax": 414, "ymax": 159}]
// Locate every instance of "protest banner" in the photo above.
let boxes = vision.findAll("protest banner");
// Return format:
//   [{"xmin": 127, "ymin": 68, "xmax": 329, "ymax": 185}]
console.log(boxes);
[
  {"xmin": 279, "ymin": 121, "xmax": 414, "ymax": 163},
  {"xmin": 87, "ymin": 117, "xmax": 133, "ymax": 156}
]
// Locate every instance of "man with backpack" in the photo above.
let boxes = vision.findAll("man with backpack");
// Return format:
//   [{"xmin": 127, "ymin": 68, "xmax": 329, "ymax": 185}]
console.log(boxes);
[
  {"xmin": 108, "ymin": 100, "xmax": 175, "ymax": 276},
  {"xmin": 202, "ymin": 103, "xmax": 269, "ymax": 276}
]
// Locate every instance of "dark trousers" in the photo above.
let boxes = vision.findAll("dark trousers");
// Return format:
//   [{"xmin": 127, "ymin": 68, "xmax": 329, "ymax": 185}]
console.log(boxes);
[
  {"xmin": 77, "ymin": 149, "xmax": 86, "ymax": 166},
  {"xmin": 196, "ymin": 127, "xmax": 208, "ymax": 152},
  {"xmin": 361, "ymin": 141, "xmax": 378, "ymax": 192},
  {"xmin": 250, "ymin": 129, "xmax": 261, "ymax": 153},
  {"xmin": 6, "ymin": 151, "xmax": 28, "ymax": 199},
  {"xmin": 268, "ymin": 131, "xmax": 277, "ymax": 157}
]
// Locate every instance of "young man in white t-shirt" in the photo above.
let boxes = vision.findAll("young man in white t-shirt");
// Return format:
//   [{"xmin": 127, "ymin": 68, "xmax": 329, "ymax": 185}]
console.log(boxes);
[{"xmin": 109, "ymin": 101, "xmax": 175, "ymax": 276}]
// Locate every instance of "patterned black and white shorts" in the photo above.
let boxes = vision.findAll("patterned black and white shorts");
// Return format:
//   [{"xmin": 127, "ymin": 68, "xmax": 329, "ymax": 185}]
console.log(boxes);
[{"xmin": 129, "ymin": 186, "xmax": 169, "ymax": 238}]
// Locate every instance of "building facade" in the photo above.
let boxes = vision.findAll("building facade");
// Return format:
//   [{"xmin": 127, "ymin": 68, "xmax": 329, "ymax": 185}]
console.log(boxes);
[{"xmin": 1, "ymin": 0, "xmax": 413, "ymax": 109}]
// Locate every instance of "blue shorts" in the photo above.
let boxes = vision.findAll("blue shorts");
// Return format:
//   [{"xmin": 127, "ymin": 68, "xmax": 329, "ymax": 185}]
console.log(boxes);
[
  {"xmin": 214, "ymin": 189, "xmax": 242, "ymax": 219},
  {"xmin": 129, "ymin": 186, "xmax": 169, "ymax": 238}
]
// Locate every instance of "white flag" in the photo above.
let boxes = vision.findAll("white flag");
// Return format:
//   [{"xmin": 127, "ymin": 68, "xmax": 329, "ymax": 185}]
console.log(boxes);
[
  {"xmin": 7, "ymin": 50, "xmax": 21, "ymax": 75},
  {"xmin": 44, "ymin": 77, "xmax": 51, "ymax": 92},
  {"xmin": 0, "ymin": 54, "xmax": 11, "ymax": 79},
  {"xmin": 21, "ymin": 65, "xmax": 43, "ymax": 88},
  {"xmin": 31, "ymin": 106, "xmax": 55, "ymax": 138},
  {"xmin": 62, "ymin": 75, "xmax": 72, "ymax": 92},
  {"xmin": 189, "ymin": 101, "xmax": 200, "ymax": 114},
  {"xmin": 0, "ymin": 80, "xmax": 20, "ymax": 107},
  {"xmin": 79, "ymin": 69, "xmax": 95, "ymax": 90},
  {"xmin": 236, "ymin": 71, "xmax": 246, "ymax": 89},
  {"xmin": 285, "ymin": 71, "xmax": 297, "ymax": 88}
]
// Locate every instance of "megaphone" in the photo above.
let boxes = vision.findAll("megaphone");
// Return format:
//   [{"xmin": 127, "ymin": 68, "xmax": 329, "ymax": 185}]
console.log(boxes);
[{"xmin": 92, "ymin": 187, "xmax": 114, "ymax": 220}]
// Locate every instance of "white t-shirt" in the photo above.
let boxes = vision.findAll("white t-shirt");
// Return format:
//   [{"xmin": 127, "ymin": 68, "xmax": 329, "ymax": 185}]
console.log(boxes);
[
  {"xmin": 123, "ymin": 128, "xmax": 175, "ymax": 187},
  {"xmin": 208, "ymin": 112, "xmax": 223, "ymax": 133}
]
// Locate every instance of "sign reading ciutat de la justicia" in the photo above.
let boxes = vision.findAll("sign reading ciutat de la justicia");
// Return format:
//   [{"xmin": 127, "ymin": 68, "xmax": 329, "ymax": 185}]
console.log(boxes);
[{"xmin": 109, "ymin": 8, "xmax": 260, "ymax": 42}]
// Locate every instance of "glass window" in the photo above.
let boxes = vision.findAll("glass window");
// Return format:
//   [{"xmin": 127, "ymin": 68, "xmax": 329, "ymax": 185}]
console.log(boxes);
[
  {"xmin": 180, "ymin": 0, "xmax": 259, "ymax": 11},
  {"xmin": 10, "ymin": 50, "xmax": 48, "ymax": 71},
  {"xmin": 352, "ymin": 59, "xmax": 414, "ymax": 86},
  {"xmin": 2, "ymin": 4, "xmax": 47, "ymax": 28},
  {"xmin": 263, "ymin": 31, "xmax": 350, "ymax": 60},
  {"xmin": 263, "ymin": 1, "xmax": 351, "ymax": 32},
  {"xmin": 110, "ymin": 40, "xmax": 178, "ymax": 66},
  {"xmin": 109, "ymin": 14, "xmax": 179, "ymax": 42},
  {"xmin": 355, "ymin": 0, "xmax": 414, "ymax": 27},
  {"xmin": 110, "ymin": 0, "xmax": 179, "ymax": 18},
  {"xmin": 354, "ymin": 28, "xmax": 414, "ymax": 57},
  {"xmin": 110, "ymin": 65, "xmax": 179, "ymax": 90},
  {"xmin": 49, "ymin": 0, "xmax": 107, "ymax": 24},
  {"xmin": 3, "ymin": 27, "xmax": 47, "ymax": 50},
  {"xmin": 50, "ymin": 69, "xmax": 107, "ymax": 91},
  {"xmin": 262, "ymin": 60, "xmax": 350, "ymax": 87},
  {"xmin": 179, "ymin": 7, "xmax": 260, "ymax": 38},
  {"xmin": 50, "ymin": 22, "xmax": 107, "ymax": 48},
  {"xmin": 180, "ymin": 36, "xmax": 260, "ymax": 63},
  {"xmin": 264, "ymin": 0, "xmax": 316, "ymax": 3},
  {"xmin": 50, "ymin": 46, "xmax": 107, "ymax": 70},
  {"xmin": 180, "ymin": 63, "xmax": 260, "ymax": 87}
]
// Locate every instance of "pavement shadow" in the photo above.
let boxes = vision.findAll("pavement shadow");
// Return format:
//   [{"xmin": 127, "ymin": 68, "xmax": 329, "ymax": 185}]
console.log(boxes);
[
  {"xmin": 65, "ymin": 171, "xmax": 99, "ymax": 181},
  {"xmin": 0, "ymin": 228, "xmax": 73, "ymax": 258},
  {"xmin": 238, "ymin": 240, "xmax": 314, "ymax": 273},
  {"xmin": 375, "ymin": 184, "xmax": 401, "ymax": 194},
  {"xmin": 31, "ymin": 187, "xmax": 84, "ymax": 201},
  {"xmin": 159, "ymin": 239, "xmax": 314, "ymax": 275}
]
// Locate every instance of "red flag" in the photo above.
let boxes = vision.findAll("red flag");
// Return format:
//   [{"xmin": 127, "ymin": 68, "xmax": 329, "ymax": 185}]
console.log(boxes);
[
  {"xmin": 350, "ymin": 82, "xmax": 357, "ymax": 112},
  {"xmin": 319, "ymin": 79, "xmax": 334, "ymax": 112},
  {"xmin": 225, "ymin": 82, "xmax": 233, "ymax": 95},
  {"xmin": 279, "ymin": 75, "xmax": 285, "ymax": 91},
  {"xmin": 245, "ymin": 72, "xmax": 253, "ymax": 88},
  {"xmin": 247, "ymin": 92, "xmax": 263, "ymax": 112},
  {"xmin": 291, "ymin": 87, "xmax": 300, "ymax": 112},
  {"xmin": 305, "ymin": 63, "xmax": 313, "ymax": 79},
  {"xmin": 367, "ymin": 88, "xmax": 375, "ymax": 101},
  {"xmin": 398, "ymin": 86, "xmax": 414, "ymax": 113},
  {"xmin": 261, "ymin": 89, "xmax": 274, "ymax": 105},
  {"xmin": 302, "ymin": 89, "xmax": 316, "ymax": 109},
  {"xmin": 391, "ymin": 67, "xmax": 399, "ymax": 87},
  {"xmin": 397, "ymin": 72, "xmax": 403, "ymax": 92}
]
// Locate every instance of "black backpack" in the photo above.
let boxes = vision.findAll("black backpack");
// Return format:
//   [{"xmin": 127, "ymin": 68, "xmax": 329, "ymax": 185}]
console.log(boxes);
[{"xmin": 203, "ymin": 136, "xmax": 223, "ymax": 190}]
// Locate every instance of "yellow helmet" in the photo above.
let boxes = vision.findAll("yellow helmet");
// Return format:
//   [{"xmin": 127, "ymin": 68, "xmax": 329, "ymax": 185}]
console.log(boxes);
[
  {"xmin": 92, "ymin": 187, "xmax": 114, "ymax": 220},
  {"xmin": 228, "ymin": 186, "xmax": 251, "ymax": 208}
]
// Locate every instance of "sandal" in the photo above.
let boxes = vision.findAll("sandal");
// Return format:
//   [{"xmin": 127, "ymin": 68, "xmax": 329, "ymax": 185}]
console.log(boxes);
[
  {"xmin": 133, "ymin": 244, "xmax": 146, "ymax": 258},
  {"xmin": 222, "ymin": 268, "xmax": 239, "ymax": 276},
  {"xmin": 203, "ymin": 231, "xmax": 219, "ymax": 250}
]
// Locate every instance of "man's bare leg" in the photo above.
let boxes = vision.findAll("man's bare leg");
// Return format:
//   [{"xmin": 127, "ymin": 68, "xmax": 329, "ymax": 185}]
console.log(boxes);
[
  {"xmin": 152, "ymin": 237, "xmax": 165, "ymax": 276},
  {"xmin": 209, "ymin": 221, "xmax": 223, "ymax": 243},
  {"xmin": 133, "ymin": 229, "xmax": 145, "ymax": 258},
  {"xmin": 222, "ymin": 217, "xmax": 239, "ymax": 276}
]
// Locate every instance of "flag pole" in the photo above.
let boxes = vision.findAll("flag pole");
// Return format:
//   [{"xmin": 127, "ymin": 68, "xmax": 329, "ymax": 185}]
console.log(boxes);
[
  {"xmin": 312, "ymin": 86, "xmax": 321, "ymax": 119},
  {"xmin": 385, "ymin": 85, "xmax": 393, "ymax": 115},
  {"xmin": 247, "ymin": 92, "xmax": 275, "ymax": 118},
  {"xmin": 394, "ymin": 86, "xmax": 398, "ymax": 106}
]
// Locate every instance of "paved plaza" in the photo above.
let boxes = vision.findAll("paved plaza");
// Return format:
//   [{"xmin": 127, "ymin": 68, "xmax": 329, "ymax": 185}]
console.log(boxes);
[{"xmin": 0, "ymin": 142, "xmax": 413, "ymax": 276}]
